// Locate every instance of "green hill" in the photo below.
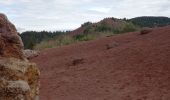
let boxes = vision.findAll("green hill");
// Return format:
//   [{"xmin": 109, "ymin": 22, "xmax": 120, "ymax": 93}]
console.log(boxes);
[
  {"xmin": 129, "ymin": 16, "xmax": 170, "ymax": 27},
  {"xmin": 69, "ymin": 17, "xmax": 138, "ymax": 36}
]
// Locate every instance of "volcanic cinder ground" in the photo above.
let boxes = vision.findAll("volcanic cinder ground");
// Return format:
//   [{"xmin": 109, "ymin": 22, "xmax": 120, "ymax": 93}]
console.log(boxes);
[{"xmin": 31, "ymin": 26, "xmax": 170, "ymax": 100}]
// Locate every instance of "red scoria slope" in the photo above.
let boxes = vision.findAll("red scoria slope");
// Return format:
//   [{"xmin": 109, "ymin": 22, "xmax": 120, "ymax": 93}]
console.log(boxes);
[{"xmin": 31, "ymin": 26, "xmax": 170, "ymax": 100}]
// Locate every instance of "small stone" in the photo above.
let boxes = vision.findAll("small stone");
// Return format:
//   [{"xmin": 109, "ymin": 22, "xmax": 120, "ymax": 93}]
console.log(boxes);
[
  {"xmin": 23, "ymin": 49, "xmax": 40, "ymax": 59},
  {"xmin": 140, "ymin": 27, "xmax": 152, "ymax": 35}
]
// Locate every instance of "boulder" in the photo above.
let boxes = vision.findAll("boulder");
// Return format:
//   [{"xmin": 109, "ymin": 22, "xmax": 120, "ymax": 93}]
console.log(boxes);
[
  {"xmin": 0, "ymin": 13, "xmax": 40, "ymax": 100},
  {"xmin": 0, "ymin": 13, "xmax": 24, "ymax": 60},
  {"xmin": 23, "ymin": 50, "xmax": 40, "ymax": 59}
]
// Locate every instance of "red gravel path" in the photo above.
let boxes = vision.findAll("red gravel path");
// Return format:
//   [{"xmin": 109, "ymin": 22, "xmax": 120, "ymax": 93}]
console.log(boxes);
[{"xmin": 31, "ymin": 26, "xmax": 170, "ymax": 100}]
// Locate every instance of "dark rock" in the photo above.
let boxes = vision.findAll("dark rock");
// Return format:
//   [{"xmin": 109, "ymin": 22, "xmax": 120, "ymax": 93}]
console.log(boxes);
[{"xmin": 140, "ymin": 28, "xmax": 152, "ymax": 35}]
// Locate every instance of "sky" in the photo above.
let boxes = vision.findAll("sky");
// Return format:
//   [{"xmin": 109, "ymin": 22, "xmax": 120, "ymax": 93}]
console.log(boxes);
[{"xmin": 1, "ymin": 0, "xmax": 170, "ymax": 32}]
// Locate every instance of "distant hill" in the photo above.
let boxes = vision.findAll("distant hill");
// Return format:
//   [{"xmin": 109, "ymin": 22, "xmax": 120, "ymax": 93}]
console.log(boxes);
[
  {"xmin": 129, "ymin": 16, "xmax": 170, "ymax": 27},
  {"xmin": 69, "ymin": 17, "xmax": 138, "ymax": 36},
  {"xmin": 68, "ymin": 16, "xmax": 170, "ymax": 36}
]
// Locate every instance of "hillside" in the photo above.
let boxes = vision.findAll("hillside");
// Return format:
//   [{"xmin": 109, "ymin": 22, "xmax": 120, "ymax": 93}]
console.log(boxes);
[
  {"xmin": 130, "ymin": 16, "xmax": 170, "ymax": 27},
  {"xmin": 68, "ymin": 16, "xmax": 170, "ymax": 36},
  {"xmin": 68, "ymin": 17, "xmax": 137, "ymax": 36},
  {"xmin": 33, "ymin": 18, "xmax": 138, "ymax": 50},
  {"xmin": 31, "ymin": 26, "xmax": 170, "ymax": 100},
  {"xmin": 21, "ymin": 16, "xmax": 170, "ymax": 50}
]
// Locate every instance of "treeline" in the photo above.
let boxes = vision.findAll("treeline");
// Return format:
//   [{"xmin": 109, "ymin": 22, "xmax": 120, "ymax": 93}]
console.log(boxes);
[
  {"xmin": 129, "ymin": 16, "xmax": 170, "ymax": 27},
  {"xmin": 20, "ymin": 31, "xmax": 66, "ymax": 49}
]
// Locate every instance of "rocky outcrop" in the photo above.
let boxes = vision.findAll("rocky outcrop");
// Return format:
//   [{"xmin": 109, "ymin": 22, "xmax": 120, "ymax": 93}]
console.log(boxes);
[
  {"xmin": 23, "ymin": 50, "xmax": 40, "ymax": 59},
  {"xmin": 0, "ymin": 13, "xmax": 40, "ymax": 100},
  {"xmin": 0, "ymin": 13, "xmax": 24, "ymax": 60}
]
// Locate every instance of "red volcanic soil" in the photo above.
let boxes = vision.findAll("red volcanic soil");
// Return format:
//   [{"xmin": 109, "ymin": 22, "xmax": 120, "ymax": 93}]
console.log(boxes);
[{"xmin": 31, "ymin": 26, "xmax": 170, "ymax": 100}]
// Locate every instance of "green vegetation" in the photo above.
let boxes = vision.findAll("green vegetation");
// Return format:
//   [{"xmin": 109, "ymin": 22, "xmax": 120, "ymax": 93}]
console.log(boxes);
[
  {"xmin": 83, "ymin": 20, "xmax": 139, "ymax": 34},
  {"xmin": 34, "ymin": 34, "xmax": 97, "ymax": 50},
  {"xmin": 73, "ymin": 34, "xmax": 96, "ymax": 41},
  {"xmin": 20, "ymin": 31, "xmax": 66, "ymax": 49},
  {"xmin": 130, "ymin": 16, "xmax": 170, "ymax": 27},
  {"xmin": 81, "ymin": 21, "xmax": 93, "ymax": 27}
]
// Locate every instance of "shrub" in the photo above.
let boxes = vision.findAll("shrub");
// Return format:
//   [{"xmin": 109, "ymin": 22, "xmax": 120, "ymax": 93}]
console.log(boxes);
[
  {"xmin": 73, "ymin": 34, "xmax": 96, "ymax": 41},
  {"xmin": 122, "ymin": 22, "xmax": 138, "ymax": 32},
  {"xmin": 81, "ymin": 22, "xmax": 92, "ymax": 27}
]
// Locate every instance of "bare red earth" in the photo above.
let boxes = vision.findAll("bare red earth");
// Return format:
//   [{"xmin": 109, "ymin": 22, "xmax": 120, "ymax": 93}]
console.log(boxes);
[{"xmin": 31, "ymin": 26, "xmax": 170, "ymax": 100}]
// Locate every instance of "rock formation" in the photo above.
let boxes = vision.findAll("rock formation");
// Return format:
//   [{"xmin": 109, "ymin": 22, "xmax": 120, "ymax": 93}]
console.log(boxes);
[
  {"xmin": 0, "ymin": 13, "xmax": 40, "ymax": 100},
  {"xmin": 140, "ymin": 27, "xmax": 152, "ymax": 35},
  {"xmin": 23, "ymin": 50, "xmax": 40, "ymax": 59}
]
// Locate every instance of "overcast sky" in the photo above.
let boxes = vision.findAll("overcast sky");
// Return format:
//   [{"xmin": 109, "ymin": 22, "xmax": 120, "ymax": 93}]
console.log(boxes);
[{"xmin": 1, "ymin": 0, "xmax": 170, "ymax": 32}]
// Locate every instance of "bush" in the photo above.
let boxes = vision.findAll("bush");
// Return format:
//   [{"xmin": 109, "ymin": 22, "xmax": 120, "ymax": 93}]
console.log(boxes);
[
  {"xmin": 121, "ymin": 22, "xmax": 138, "ymax": 32},
  {"xmin": 81, "ymin": 22, "xmax": 92, "ymax": 27},
  {"xmin": 73, "ymin": 34, "xmax": 96, "ymax": 41}
]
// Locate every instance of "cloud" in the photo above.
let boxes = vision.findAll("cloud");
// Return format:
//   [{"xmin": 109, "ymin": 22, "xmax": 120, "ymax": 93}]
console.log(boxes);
[
  {"xmin": 0, "ymin": 0, "xmax": 14, "ymax": 5},
  {"xmin": 17, "ymin": 27, "xmax": 26, "ymax": 33},
  {"xmin": 88, "ymin": 7, "xmax": 111, "ymax": 13},
  {"xmin": 1, "ymin": 0, "xmax": 170, "ymax": 32}
]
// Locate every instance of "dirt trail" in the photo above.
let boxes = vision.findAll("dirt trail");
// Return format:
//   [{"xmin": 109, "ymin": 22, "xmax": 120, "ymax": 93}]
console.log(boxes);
[{"xmin": 31, "ymin": 26, "xmax": 170, "ymax": 100}]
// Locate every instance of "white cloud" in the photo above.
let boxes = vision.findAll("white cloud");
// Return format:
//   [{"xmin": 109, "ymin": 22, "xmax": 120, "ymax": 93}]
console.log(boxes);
[
  {"xmin": 1, "ymin": 0, "xmax": 170, "ymax": 32},
  {"xmin": 88, "ymin": 7, "xmax": 111, "ymax": 13},
  {"xmin": 0, "ymin": 0, "xmax": 14, "ymax": 5}
]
